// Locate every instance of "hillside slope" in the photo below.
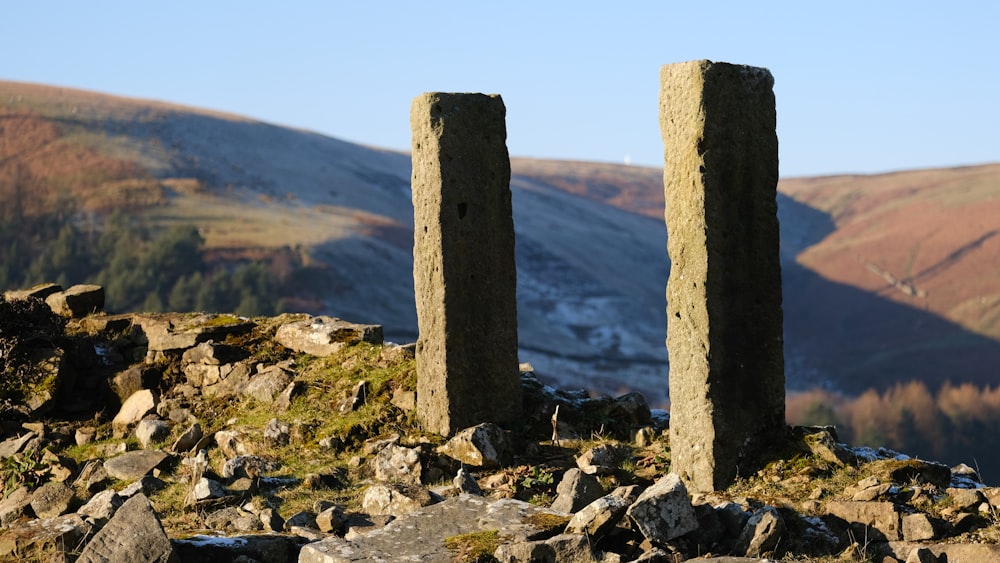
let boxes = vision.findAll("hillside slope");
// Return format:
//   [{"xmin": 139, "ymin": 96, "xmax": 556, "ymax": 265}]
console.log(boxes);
[{"xmin": 3, "ymin": 81, "xmax": 1000, "ymax": 401}]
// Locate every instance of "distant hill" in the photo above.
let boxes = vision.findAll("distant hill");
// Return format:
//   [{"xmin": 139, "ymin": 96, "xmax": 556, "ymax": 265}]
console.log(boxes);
[{"xmin": 3, "ymin": 80, "xmax": 1000, "ymax": 404}]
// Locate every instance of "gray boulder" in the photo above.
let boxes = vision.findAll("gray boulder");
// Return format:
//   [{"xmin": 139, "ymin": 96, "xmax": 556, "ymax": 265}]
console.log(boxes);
[
  {"xmin": 171, "ymin": 534, "xmax": 299, "ymax": 563},
  {"xmin": 135, "ymin": 419, "xmax": 171, "ymax": 449},
  {"xmin": 29, "ymin": 481, "xmax": 76, "ymax": 518},
  {"xmin": 550, "ymin": 468, "xmax": 604, "ymax": 514},
  {"xmin": 626, "ymin": 473, "xmax": 698, "ymax": 544},
  {"xmin": 274, "ymin": 315, "xmax": 383, "ymax": 357},
  {"xmin": 192, "ymin": 478, "xmax": 228, "ymax": 501},
  {"xmin": 243, "ymin": 364, "xmax": 294, "ymax": 403},
  {"xmin": 300, "ymin": 495, "xmax": 569, "ymax": 563},
  {"xmin": 0, "ymin": 486, "xmax": 33, "ymax": 526},
  {"xmin": 76, "ymin": 493, "xmax": 177, "ymax": 563},
  {"xmin": 104, "ymin": 449, "xmax": 170, "ymax": 481},
  {"xmin": 372, "ymin": 444, "xmax": 423, "ymax": 485},
  {"xmin": 437, "ymin": 423, "xmax": 510, "ymax": 469},
  {"xmin": 317, "ymin": 505, "xmax": 347, "ymax": 534},
  {"xmin": 576, "ymin": 442, "xmax": 628, "ymax": 475},
  {"xmin": 493, "ymin": 533, "xmax": 594, "ymax": 562},
  {"xmin": 565, "ymin": 491, "xmax": 632, "ymax": 541},
  {"xmin": 169, "ymin": 422, "xmax": 204, "ymax": 454},
  {"xmin": 45, "ymin": 284, "xmax": 104, "ymax": 318},
  {"xmin": 78, "ymin": 489, "xmax": 123, "ymax": 527},
  {"xmin": 0, "ymin": 514, "xmax": 91, "ymax": 560},
  {"xmin": 362, "ymin": 483, "xmax": 435, "ymax": 517},
  {"xmin": 112, "ymin": 389, "xmax": 158, "ymax": 432},
  {"xmin": 733, "ymin": 506, "xmax": 784, "ymax": 557}
]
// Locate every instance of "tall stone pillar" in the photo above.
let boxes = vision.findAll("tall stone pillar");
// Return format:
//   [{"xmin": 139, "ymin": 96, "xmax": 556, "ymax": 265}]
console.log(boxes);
[
  {"xmin": 660, "ymin": 60, "xmax": 785, "ymax": 492},
  {"xmin": 410, "ymin": 92, "xmax": 521, "ymax": 436}
]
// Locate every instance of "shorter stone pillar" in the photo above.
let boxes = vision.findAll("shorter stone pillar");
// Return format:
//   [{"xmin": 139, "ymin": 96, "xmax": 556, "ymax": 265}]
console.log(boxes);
[
  {"xmin": 410, "ymin": 92, "xmax": 521, "ymax": 436},
  {"xmin": 660, "ymin": 60, "xmax": 785, "ymax": 492}
]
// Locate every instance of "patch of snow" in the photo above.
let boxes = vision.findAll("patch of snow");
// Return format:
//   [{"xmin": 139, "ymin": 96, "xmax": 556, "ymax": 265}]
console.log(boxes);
[{"xmin": 174, "ymin": 534, "xmax": 249, "ymax": 548}]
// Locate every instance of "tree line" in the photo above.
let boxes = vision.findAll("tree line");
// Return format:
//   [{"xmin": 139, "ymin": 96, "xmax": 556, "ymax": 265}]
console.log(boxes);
[
  {"xmin": 0, "ymin": 168, "xmax": 289, "ymax": 317},
  {"xmin": 787, "ymin": 381, "xmax": 1000, "ymax": 481}
]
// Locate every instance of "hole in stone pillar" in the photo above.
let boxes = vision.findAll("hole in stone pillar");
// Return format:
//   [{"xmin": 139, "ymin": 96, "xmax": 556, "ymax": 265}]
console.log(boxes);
[
  {"xmin": 457, "ymin": 202, "xmax": 468, "ymax": 219},
  {"xmin": 675, "ymin": 312, "xmax": 681, "ymax": 319}
]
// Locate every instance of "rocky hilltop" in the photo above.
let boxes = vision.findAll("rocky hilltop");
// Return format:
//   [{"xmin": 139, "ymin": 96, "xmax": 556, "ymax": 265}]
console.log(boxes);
[{"xmin": 0, "ymin": 284, "xmax": 998, "ymax": 562}]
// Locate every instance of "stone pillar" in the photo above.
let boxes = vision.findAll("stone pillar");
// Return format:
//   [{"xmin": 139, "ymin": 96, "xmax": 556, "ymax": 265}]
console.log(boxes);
[
  {"xmin": 410, "ymin": 92, "xmax": 521, "ymax": 436},
  {"xmin": 660, "ymin": 60, "xmax": 785, "ymax": 492}
]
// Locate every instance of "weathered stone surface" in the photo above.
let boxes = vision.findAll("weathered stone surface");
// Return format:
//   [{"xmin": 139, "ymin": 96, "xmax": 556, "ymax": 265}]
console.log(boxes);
[
  {"xmin": 0, "ymin": 431, "xmax": 37, "ymax": 458},
  {"xmin": 300, "ymin": 494, "xmax": 566, "ymax": 563},
  {"xmin": 550, "ymin": 467, "xmax": 604, "ymax": 514},
  {"xmin": 192, "ymin": 477, "xmax": 228, "ymax": 501},
  {"xmin": 274, "ymin": 316, "xmax": 382, "ymax": 357},
  {"xmin": 576, "ymin": 442, "xmax": 628, "ymax": 475},
  {"xmin": 361, "ymin": 483, "xmax": 435, "ymax": 517},
  {"xmin": 626, "ymin": 473, "xmax": 698, "ymax": 544},
  {"xmin": 29, "ymin": 482, "xmax": 76, "ymax": 519},
  {"xmin": 732, "ymin": 506, "xmax": 784, "ymax": 557},
  {"xmin": 904, "ymin": 547, "xmax": 941, "ymax": 563},
  {"xmin": 136, "ymin": 419, "xmax": 171, "ymax": 449},
  {"xmin": 119, "ymin": 475, "xmax": 166, "ymax": 499},
  {"xmin": 78, "ymin": 489, "xmax": 122, "ymax": 527},
  {"xmin": 112, "ymin": 389, "xmax": 158, "ymax": 430},
  {"xmin": 103, "ymin": 449, "xmax": 170, "ymax": 481},
  {"xmin": 885, "ymin": 541, "xmax": 1000, "ymax": 563},
  {"xmin": 411, "ymin": 92, "xmax": 520, "ymax": 436},
  {"xmin": 453, "ymin": 467, "xmax": 482, "ymax": 495},
  {"xmin": 171, "ymin": 534, "xmax": 299, "ymax": 563},
  {"xmin": 112, "ymin": 365, "xmax": 162, "ymax": 403},
  {"xmin": 45, "ymin": 284, "xmax": 104, "ymax": 318},
  {"xmin": 801, "ymin": 427, "xmax": 853, "ymax": 467},
  {"xmin": 371, "ymin": 444, "xmax": 422, "ymax": 485},
  {"xmin": 4, "ymin": 282, "xmax": 62, "ymax": 301},
  {"xmin": 240, "ymin": 363, "xmax": 290, "ymax": 400},
  {"xmin": 437, "ymin": 422, "xmax": 510, "ymax": 468},
  {"xmin": 203, "ymin": 506, "xmax": 261, "ymax": 532},
  {"xmin": 0, "ymin": 513, "xmax": 91, "ymax": 560},
  {"xmin": 825, "ymin": 500, "xmax": 901, "ymax": 541},
  {"xmin": 875, "ymin": 459, "xmax": 952, "ymax": 489},
  {"xmin": 169, "ymin": 422, "xmax": 203, "ymax": 454},
  {"xmin": 660, "ymin": 60, "xmax": 784, "ymax": 492},
  {"xmin": 75, "ymin": 459, "xmax": 110, "ymax": 494},
  {"xmin": 316, "ymin": 505, "xmax": 347, "ymax": 534},
  {"xmin": 260, "ymin": 507, "xmax": 285, "ymax": 532},
  {"xmin": 902, "ymin": 512, "xmax": 939, "ymax": 541},
  {"xmin": 134, "ymin": 313, "xmax": 254, "ymax": 354},
  {"xmin": 181, "ymin": 340, "xmax": 247, "ymax": 366},
  {"xmin": 565, "ymin": 492, "xmax": 631, "ymax": 540},
  {"xmin": 222, "ymin": 455, "xmax": 279, "ymax": 479},
  {"xmin": 76, "ymin": 494, "xmax": 176, "ymax": 563},
  {"xmin": 284, "ymin": 510, "xmax": 317, "ymax": 530},
  {"xmin": 946, "ymin": 487, "xmax": 984, "ymax": 511},
  {"xmin": 0, "ymin": 485, "xmax": 33, "ymax": 526},
  {"xmin": 493, "ymin": 533, "xmax": 594, "ymax": 562}
]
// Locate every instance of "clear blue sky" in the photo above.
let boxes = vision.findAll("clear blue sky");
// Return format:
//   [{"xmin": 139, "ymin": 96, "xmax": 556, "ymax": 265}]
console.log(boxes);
[{"xmin": 3, "ymin": 1, "xmax": 997, "ymax": 177}]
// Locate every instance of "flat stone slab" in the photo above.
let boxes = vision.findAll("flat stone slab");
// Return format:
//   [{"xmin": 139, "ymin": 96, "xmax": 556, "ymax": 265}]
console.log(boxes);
[
  {"xmin": 299, "ymin": 494, "xmax": 567, "ymax": 563},
  {"xmin": 274, "ymin": 316, "xmax": 383, "ymax": 357},
  {"xmin": 134, "ymin": 313, "xmax": 255, "ymax": 352},
  {"xmin": 104, "ymin": 450, "xmax": 171, "ymax": 481}
]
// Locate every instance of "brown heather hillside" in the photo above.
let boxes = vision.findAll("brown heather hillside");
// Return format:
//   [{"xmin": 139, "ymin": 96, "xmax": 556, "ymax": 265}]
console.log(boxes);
[
  {"xmin": 3, "ymin": 80, "xmax": 1000, "ymax": 404},
  {"xmin": 780, "ymin": 165, "xmax": 1000, "ymax": 342}
]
